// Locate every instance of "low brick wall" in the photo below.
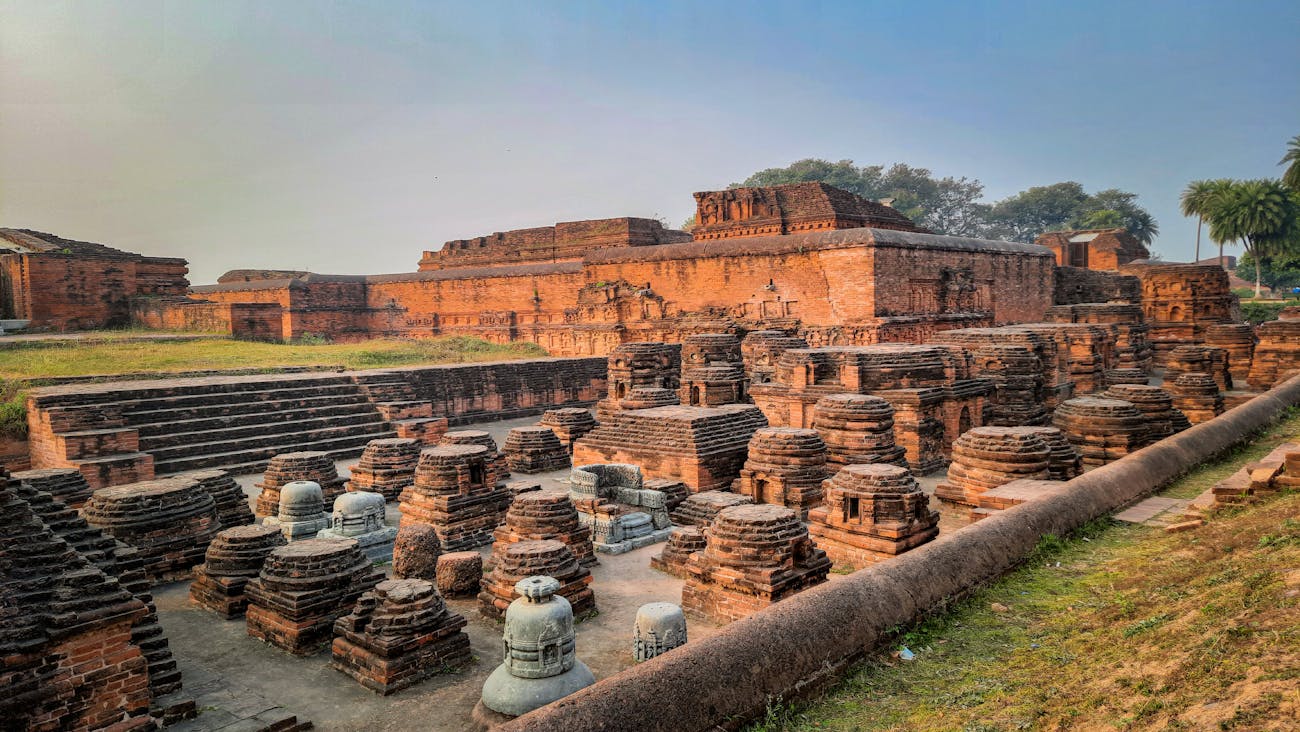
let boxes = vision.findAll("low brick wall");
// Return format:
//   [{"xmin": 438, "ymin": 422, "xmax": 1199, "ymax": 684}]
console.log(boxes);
[{"xmin": 504, "ymin": 375, "xmax": 1300, "ymax": 732}]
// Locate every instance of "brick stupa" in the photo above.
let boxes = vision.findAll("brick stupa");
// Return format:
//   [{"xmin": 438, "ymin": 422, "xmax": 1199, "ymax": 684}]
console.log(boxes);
[{"xmin": 807, "ymin": 464, "xmax": 939, "ymax": 568}]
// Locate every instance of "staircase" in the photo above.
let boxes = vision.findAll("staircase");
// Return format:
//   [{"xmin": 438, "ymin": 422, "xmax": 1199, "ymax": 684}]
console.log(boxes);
[{"xmin": 27, "ymin": 373, "xmax": 397, "ymax": 486}]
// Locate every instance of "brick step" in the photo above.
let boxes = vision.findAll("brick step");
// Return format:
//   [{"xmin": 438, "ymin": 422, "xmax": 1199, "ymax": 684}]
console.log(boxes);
[
  {"xmin": 112, "ymin": 383, "xmax": 367, "ymax": 413},
  {"xmin": 32, "ymin": 374, "xmax": 362, "ymax": 408},
  {"xmin": 143, "ymin": 419, "xmax": 392, "ymax": 463},
  {"xmin": 134, "ymin": 402, "xmax": 380, "ymax": 438},
  {"xmin": 125, "ymin": 392, "xmax": 372, "ymax": 424},
  {"xmin": 153, "ymin": 428, "xmax": 397, "ymax": 476},
  {"xmin": 139, "ymin": 411, "xmax": 386, "ymax": 450}
]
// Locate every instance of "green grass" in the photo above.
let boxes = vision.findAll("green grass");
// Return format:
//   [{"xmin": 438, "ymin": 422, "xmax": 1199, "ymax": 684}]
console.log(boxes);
[
  {"xmin": 0, "ymin": 335, "xmax": 549, "ymax": 382},
  {"xmin": 752, "ymin": 414, "xmax": 1300, "ymax": 732}
]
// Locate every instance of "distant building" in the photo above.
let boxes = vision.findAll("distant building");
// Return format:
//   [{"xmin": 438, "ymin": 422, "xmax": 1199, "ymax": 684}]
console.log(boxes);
[
  {"xmin": 1194, "ymin": 255, "xmax": 1237, "ymax": 270},
  {"xmin": 1034, "ymin": 228, "xmax": 1149, "ymax": 271}
]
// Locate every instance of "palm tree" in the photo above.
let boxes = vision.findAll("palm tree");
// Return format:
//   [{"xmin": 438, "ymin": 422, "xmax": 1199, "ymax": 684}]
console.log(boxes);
[
  {"xmin": 1180, "ymin": 179, "xmax": 1232, "ymax": 263},
  {"xmin": 1280, "ymin": 135, "xmax": 1300, "ymax": 192},
  {"xmin": 1205, "ymin": 179, "xmax": 1299, "ymax": 298}
]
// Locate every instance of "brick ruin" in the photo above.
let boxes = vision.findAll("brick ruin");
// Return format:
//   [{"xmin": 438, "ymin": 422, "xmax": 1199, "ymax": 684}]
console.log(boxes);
[
  {"xmin": 807, "ymin": 464, "xmax": 939, "ymax": 568},
  {"xmin": 82, "ymin": 476, "xmax": 221, "ymax": 583},
  {"xmin": 934, "ymin": 427, "xmax": 1053, "ymax": 516},
  {"xmin": 477, "ymin": 539, "xmax": 595, "ymax": 621},
  {"xmin": 490, "ymin": 490, "xmax": 597, "ymax": 568},
  {"xmin": 1248, "ymin": 307, "xmax": 1300, "ymax": 390},
  {"xmin": 1035, "ymin": 228, "xmax": 1150, "ymax": 271},
  {"xmin": 189, "ymin": 524, "xmax": 287, "ymax": 618},
  {"xmin": 397, "ymin": 444, "xmax": 511, "ymax": 556},
  {"xmin": 732, "ymin": 427, "xmax": 829, "ymax": 519},
  {"xmin": 1119, "ymin": 263, "xmax": 1239, "ymax": 365},
  {"xmin": 346, "ymin": 437, "xmax": 422, "ymax": 499}
]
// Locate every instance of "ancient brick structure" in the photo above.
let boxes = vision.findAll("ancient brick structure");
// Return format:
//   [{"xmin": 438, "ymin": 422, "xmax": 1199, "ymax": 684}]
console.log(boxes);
[
  {"xmin": 733, "ymin": 427, "xmax": 829, "ymax": 519},
  {"xmin": 807, "ymin": 464, "xmax": 939, "ymax": 568},
  {"xmin": 1035, "ymin": 228, "xmax": 1149, "ymax": 271},
  {"xmin": 679, "ymin": 333, "xmax": 747, "ymax": 406},
  {"xmin": 595, "ymin": 342, "xmax": 681, "ymax": 419},
  {"xmin": 435, "ymin": 551, "xmax": 483, "ymax": 598},
  {"xmin": 1103, "ymin": 384, "xmax": 1188, "ymax": 444},
  {"xmin": 538, "ymin": 408, "xmax": 599, "ymax": 453},
  {"xmin": 1120, "ymin": 263, "xmax": 1238, "ymax": 364},
  {"xmin": 572, "ymin": 404, "xmax": 768, "ymax": 491},
  {"xmin": 503, "ymin": 426, "xmax": 572, "ymax": 473},
  {"xmin": 11, "ymin": 466, "xmax": 94, "ymax": 508},
  {"xmin": 1167, "ymin": 372, "xmax": 1225, "ymax": 424},
  {"xmin": 189, "ymin": 194, "xmax": 1054, "ymax": 355},
  {"xmin": 650, "ymin": 526, "xmax": 708, "ymax": 578},
  {"xmin": 16, "ymin": 477, "xmax": 185, "ymax": 712},
  {"xmin": 346, "ymin": 438, "xmax": 421, "ymax": 500},
  {"xmin": 185, "ymin": 468, "xmax": 255, "ymax": 529},
  {"xmin": 811, "ymin": 393, "xmax": 909, "ymax": 469},
  {"xmin": 1166, "ymin": 344, "xmax": 1232, "ymax": 391},
  {"xmin": 1045, "ymin": 302, "xmax": 1153, "ymax": 372},
  {"xmin": 391, "ymin": 524, "xmax": 442, "ymax": 582},
  {"xmin": 244, "ymin": 538, "xmax": 384, "ymax": 655},
  {"xmin": 0, "ymin": 228, "xmax": 188, "ymax": 331},
  {"xmin": 751, "ymin": 345, "xmax": 992, "ymax": 473},
  {"xmin": 0, "ymin": 471, "xmax": 153, "ymax": 731},
  {"xmin": 255, "ymin": 451, "xmax": 346, "ymax": 518},
  {"xmin": 189, "ymin": 524, "xmax": 286, "ymax": 618},
  {"xmin": 331, "ymin": 578, "xmax": 472, "ymax": 695},
  {"xmin": 741, "ymin": 330, "xmax": 810, "ymax": 385},
  {"xmin": 1105, "ymin": 368, "xmax": 1150, "ymax": 387},
  {"xmin": 1052, "ymin": 266, "xmax": 1141, "ymax": 306},
  {"xmin": 83, "ymin": 476, "xmax": 220, "ymax": 582},
  {"xmin": 491, "ymin": 491, "xmax": 596, "ymax": 567},
  {"xmin": 1052, "ymin": 397, "xmax": 1148, "ymax": 466},
  {"xmin": 1016, "ymin": 426, "xmax": 1084, "ymax": 481},
  {"xmin": 618, "ymin": 387, "xmax": 680, "ymax": 411},
  {"xmin": 1204, "ymin": 323, "xmax": 1256, "ymax": 384},
  {"xmin": 680, "ymin": 504, "xmax": 831, "ymax": 623},
  {"xmin": 396, "ymin": 444, "xmax": 511, "ymax": 553},
  {"xmin": 967, "ymin": 343, "xmax": 1051, "ymax": 426},
  {"xmin": 478, "ymin": 539, "xmax": 595, "ymax": 621},
  {"xmin": 1247, "ymin": 308, "xmax": 1300, "ymax": 390},
  {"xmin": 420, "ymin": 217, "xmax": 692, "ymax": 270},
  {"xmin": 668, "ymin": 489, "xmax": 755, "ymax": 527},
  {"xmin": 935, "ymin": 427, "xmax": 1052, "ymax": 514},
  {"xmin": 439, "ymin": 430, "xmax": 511, "ymax": 484},
  {"xmin": 692, "ymin": 182, "xmax": 925, "ymax": 240},
  {"xmin": 568, "ymin": 463, "xmax": 673, "ymax": 553}
]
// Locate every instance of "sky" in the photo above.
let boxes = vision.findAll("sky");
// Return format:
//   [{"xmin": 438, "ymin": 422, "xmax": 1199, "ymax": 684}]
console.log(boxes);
[{"xmin": 2, "ymin": 0, "xmax": 1298, "ymax": 284}]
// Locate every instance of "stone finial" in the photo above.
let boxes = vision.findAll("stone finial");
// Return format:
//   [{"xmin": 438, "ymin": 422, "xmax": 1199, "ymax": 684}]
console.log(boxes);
[{"xmin": 633, "ymin": 602, "xmax": 688, "ymax": 662}]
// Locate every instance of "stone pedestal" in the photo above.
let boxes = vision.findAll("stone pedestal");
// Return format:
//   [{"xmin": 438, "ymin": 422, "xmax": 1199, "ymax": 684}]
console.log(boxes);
[
  {"xmin": 733, "ymin": 427, "xmax": 829, "ymax": 519},
  {"xmin": 538, "ymin": 408, "xmax": 598, "ymax": 453},
  {"xmin": 397, "ymin": 444, "xmax": 511, "ymax": 553},
  {"xmin": 189, "ymin": 524, "xmax": 286, "ymax": 618},
  {"xmin": 812, "ymin": 394, "xmax": 908, "ymax": 469},
  {"xmin": 492, "ymin": 491, "xmax": 596, "ymax": 567},
  {"xmin": 184, "ymin": 468, "xmax": 255, "ymax": 530},
  {"xmin": 255, "ymin": 451, "xmax": 346, "ymax": 518},
  {"xmin": 503, "ymin": 426, "xmax": 572, "ymax": 474},
  {"xmin": 245, "ymin": 538, "xmax": 384, "ymax": 655},
  {"xmin": 936, "ymin": 427, "xmax": 1052, "ymax": 513},
  {"xmin": 347, "ymin": 438, "xmax": 421, "ymax": 500},
  {"xmin": 12, "ymin": 467, "xmax": 94, "ymax": 508},
  {"xmin": 633, "ymin": 602, "xmax": 688, "ymax": 662},
  {"xmin": 1167, "ymin": 372, "xmax": 1225, "ymax": 424},
  {"xmin": 808, "ymin": 464, "xmax": 939, "ymax": 569},
  {"xmin": 83, "ymin": 476, "xmax": 220, "ymax": 582},
  {"xmin": 478, "ymin": 540, "xmax": 594, "ymax": 621},
  {"xmin": 569, "ymin": 463, "xmax": 673, "ymax": 553},
  {"xmin": 1052, "ymin": 396, "xmax": 1148, "ymax": 466},
  {"xmin": 261, "ymin": 480, "xmax": 331, "ymax": 541},
  {"xmin": 650, "ymin": 526, "xmax": 707, "ymax": 578},
  {"xmin": 317, "ymin": 491, "xmax": 398, "ymax": 562},
  {"xmin": 331, "ymin": 578, "xmax": 471, "ymax": 695},
  {"xmin": 681, "ymin": 504, "xmax": 830, "ymax": 623}
]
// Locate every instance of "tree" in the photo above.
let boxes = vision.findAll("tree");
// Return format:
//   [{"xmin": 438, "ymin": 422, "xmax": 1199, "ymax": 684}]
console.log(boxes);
[
  {"xmin": 1181, "ymin": 179, "xmax": 1233, "ymax": 262},
  {"xmin": 1205, "ymin": 179, "xmax": 1300, "ymax": 298},
  {"xmin": 1236, "ymin": 250, "xmax": 1300, "ymax": 293},
  {"xmin": 1070, "ymin": 188, "xmax": 1159, "ymax": 245},
  {"xmin": 1281, "ymin": 135, "xmax": 1300, "ymax": 192},
  {"xmin": 734, "ymin": 159, "xmax": 869, "ymax": 196},
  {"xmin": 983, "ymin": 182, "xmax": 1088, "ymax": 242},
  {"xmin": 1073, "ymin": 209, "xmax": 1125, "ymax": 230}
]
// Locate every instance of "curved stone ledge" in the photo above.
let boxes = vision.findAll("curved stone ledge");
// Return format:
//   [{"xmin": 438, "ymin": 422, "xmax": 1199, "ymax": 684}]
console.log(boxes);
[{"xmin": 503, "ymin": 374, "xmax": 1300, "ymax": 732}]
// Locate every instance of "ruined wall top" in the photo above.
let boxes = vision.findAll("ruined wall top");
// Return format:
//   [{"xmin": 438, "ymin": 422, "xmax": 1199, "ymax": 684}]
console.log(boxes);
[
  {"xmin": 419, "ymin": 217, "xmax": 692, "ymax": 271},
  {"xmin": 1035, "ymin": 228, "xmax": 1150, "ymax": 270},
  {"xmin": 691, "ymin": 182, "xmax": 926, "ymax": 241}
]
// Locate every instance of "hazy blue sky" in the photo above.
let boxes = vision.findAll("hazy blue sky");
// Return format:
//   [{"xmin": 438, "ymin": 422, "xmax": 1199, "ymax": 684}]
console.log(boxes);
[{"xmin": 3, "ymin": 0, "xmax": 1298, "ymax": 283}]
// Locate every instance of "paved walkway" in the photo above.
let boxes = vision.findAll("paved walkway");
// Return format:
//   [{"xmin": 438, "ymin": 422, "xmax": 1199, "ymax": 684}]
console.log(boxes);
[{"xmin": 1112, "ymin": 496, "xmax": 1193, "ymax": 526}]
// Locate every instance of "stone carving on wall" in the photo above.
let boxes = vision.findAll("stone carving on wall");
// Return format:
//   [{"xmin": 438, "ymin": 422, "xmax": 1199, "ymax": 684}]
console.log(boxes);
[{"xmin": 696, "ymin": 188, "xmax": 780, "ymax": 226}]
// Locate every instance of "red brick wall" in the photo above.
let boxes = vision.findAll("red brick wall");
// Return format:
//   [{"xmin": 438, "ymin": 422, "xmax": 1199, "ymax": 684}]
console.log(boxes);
[{"xmin": 2, "ymin": 252, "xmax": 190, "ymax": 331}]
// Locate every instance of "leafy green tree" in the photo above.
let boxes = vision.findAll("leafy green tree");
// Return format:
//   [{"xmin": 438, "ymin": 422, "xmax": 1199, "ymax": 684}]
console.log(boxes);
[
  {"xmin": 1205, "ymin": 179, "xmax": 1300, "ymax": 297},
  {"xmin": 983, "ymin": 182, "xmax": 1089, "ymax": 241},
  {"xmin": 1236, "ymin": 250, "xmax": 1300, "ymax": 293},
  {"xmin": 1281, "ymin": 135, "xmax": 1300, "ymax": 192},
  {"xmin": 734, "ymin": 159, "xmax": 869, "ymax": 196},
  {"xmin": 1069, "ymin": 188, "xmax": 1159, "ymax": 244},
  {"xmin": 1181, "ymin": 179, "xmax": 1234, "ymax": 262},
  {"xmin": 1073, "ymin": 209, "xmax": 1125, "ymax": 229}
]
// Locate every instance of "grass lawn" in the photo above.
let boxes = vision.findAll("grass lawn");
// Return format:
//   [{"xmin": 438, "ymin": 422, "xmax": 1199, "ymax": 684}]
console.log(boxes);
[
  {"xmin": 753, "ymin": 412, "xmax": 1300, "ymax": 732},
  {"xmin": 0, "ymin": 335, "xmax": 549, "ymax": 381}
]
